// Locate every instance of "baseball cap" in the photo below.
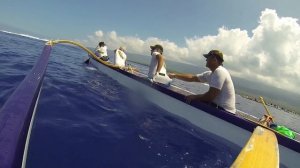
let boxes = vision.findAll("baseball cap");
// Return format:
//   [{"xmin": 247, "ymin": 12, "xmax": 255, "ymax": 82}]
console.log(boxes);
[
  {"xmin": 203, "ymin": 50, "xmax": 224, "ymax": 62},
  {"xmin": 150, "ymin": 44, "xmax": 163, "ymax": 52}
]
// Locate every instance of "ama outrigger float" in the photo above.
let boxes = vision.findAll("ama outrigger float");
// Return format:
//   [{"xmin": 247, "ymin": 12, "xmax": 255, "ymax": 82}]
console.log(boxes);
[{"xmin": 0, "ymin": 40, "xmax": 299, "ymax": 168}]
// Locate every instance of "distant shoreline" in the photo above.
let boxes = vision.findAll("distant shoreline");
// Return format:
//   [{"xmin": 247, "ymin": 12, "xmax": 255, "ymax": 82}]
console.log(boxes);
[{"xmin": 239, "ymin": 94, "xmax": 299, "ymax": 115}]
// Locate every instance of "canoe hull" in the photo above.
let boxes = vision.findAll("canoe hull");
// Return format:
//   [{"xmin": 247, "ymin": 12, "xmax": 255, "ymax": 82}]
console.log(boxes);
[{"xmin": 89, "ymin": 57, "xmax": 300, "ymax": 167}]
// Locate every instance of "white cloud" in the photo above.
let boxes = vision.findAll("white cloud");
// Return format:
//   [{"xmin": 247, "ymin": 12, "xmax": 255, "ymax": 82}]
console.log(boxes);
[
  {"xmin": 80, "ymin": 8, "xmax": 300, "ymax": 92},
  {"xmin": 229, "ymin": 9, "xmax": 300, "ymax": 91},
  {"xmin": 81, "ymin": 30, "xmax": 189, "ymax": 62},
  {"xmin": 95, "ymin": 30, "xmax": 103, "ymax": 37}
]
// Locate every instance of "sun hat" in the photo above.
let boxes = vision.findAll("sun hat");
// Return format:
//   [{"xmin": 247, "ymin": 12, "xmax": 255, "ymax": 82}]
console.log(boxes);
[
  {"xmin": 150, "ymin": 44, "xmax": 163, "ymax": 53},
  {"xmin": 203, "ymin": 50, "xmax": 224, "ymax": 62}
]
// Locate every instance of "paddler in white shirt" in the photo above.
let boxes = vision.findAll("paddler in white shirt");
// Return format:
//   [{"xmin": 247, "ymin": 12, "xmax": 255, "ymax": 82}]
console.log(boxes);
[
  {"xmin": 168, "ymin": 50, "xmax": 236, "ymax": 114},
  {"xmin": 113, "ymin": 46, "xmax": 127, "ymax": 67},
  {"xmin": 95, "ymin": 41, "xmax": 109, "ymax": 61},
  {"xmin": 148, "ymin": 44, "xmax": 172, "ymax": 85}
]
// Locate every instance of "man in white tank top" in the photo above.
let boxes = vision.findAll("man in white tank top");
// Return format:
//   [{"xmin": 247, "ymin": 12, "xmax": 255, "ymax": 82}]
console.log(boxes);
[
  {"xmin": 95, "ymin": 42, "xmax": 109, "ymax": 61},
  {"xmin": 148, "ymin": 44, "xmax": 167, "ymax": 78},
  {"xmin": 113, "ymin": 46, "xmax": 127, "ymax": 67},
  {"xmin": 168, "ymin": 50, "xmax": 236, "ymax": 114},
  {"xmin": 147, "ymin": 44, "xmax": 172, "ymax": 85}
]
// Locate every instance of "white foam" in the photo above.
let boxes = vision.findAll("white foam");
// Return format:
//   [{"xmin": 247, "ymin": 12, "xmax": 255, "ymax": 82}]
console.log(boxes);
[
  {"xmin": 0, "ymin": 30, "xmax": 48, "ymax": 42},
  {"xmin": 85, "ymin": 66, "xmax": 97, "ymax": 71},
  {"xmin": 138, "ymin": 134, "xmax": 150, "ymax": 141}
]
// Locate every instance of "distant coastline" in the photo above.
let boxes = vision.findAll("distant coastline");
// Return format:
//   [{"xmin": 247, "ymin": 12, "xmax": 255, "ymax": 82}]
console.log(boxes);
[{"xmin": 238, "ymin": 92, "xmax": 299, "ymax": 115}]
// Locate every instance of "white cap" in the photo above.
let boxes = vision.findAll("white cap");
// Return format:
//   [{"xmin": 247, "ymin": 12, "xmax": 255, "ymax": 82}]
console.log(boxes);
[{"xmin": 119, "ymin": 46, "xmax": 126, "ymax": 51}]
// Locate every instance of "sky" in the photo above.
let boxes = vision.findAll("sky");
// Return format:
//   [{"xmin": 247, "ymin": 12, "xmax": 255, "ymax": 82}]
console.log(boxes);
[{"xmin": 1, "ymin": 0, "xmax": 300, "ymax": 94}]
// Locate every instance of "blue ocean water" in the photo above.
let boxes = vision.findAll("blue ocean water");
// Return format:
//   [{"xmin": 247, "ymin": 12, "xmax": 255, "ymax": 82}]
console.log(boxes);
[
  {"xmin": 0, "ymin": 31, "xmax": 240, "ymax": 167},
  {"xmin": 0, "ymin": 30, "xmax": 299, "ymax": 168}
]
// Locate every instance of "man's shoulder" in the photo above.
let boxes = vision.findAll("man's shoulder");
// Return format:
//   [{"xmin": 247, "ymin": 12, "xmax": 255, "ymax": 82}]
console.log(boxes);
[
  {"xmin": 196, "ymin": 71, "xmax": 212, "ymax": 81},
  {"xmin": 213, "ymin": 66, "xmax": 233, "ymax": 82},
  {"xmin": 215, "ymin": 66, "xmax": 229, "ymax": 74},
  {"xmin": 197, "ymin": 71, "xmax": 211, "ymax": 76}
]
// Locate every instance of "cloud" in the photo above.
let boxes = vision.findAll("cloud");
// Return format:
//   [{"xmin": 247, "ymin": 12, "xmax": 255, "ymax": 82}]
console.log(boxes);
[
  {"xmin": 224, "ymin": 9, "xmax": 300, "ymax": 92},
  {"xmin": 80, "ymin": 9, "xmax": 300, "ymax": 92},
  {"xmin": 82, "ymin": 30, "xmax": 189, "ymax": 63}
]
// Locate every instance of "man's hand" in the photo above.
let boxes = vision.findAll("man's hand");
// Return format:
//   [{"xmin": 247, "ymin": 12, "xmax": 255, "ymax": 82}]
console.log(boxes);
[{"xmin": 168, "ymin": 73, "xmax": 176, "ymax": 79}]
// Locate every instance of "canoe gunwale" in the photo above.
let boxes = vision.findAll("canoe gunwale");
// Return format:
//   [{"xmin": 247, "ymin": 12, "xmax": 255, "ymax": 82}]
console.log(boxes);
[{"xmin": 89, "ymin": 57, "xmax": 300, "ymax": 154}]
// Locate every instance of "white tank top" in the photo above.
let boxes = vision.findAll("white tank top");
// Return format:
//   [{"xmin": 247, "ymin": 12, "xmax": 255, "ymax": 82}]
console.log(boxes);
[
  {"xmin": 96, "ymin": 46, "xmax": 108, "ymax": 57},
  {"xmin": 148, "ymin": 51, "xmax": 167, "ymax": 78},
  {"xmin": 113, "ymin": 49, "xmax": 127, "ymax": 67}
]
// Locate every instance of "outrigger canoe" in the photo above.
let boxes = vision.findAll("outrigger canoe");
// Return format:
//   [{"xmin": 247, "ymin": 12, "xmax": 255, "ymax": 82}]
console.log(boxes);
[
  {"xmin": 0, "ymin": 40, "xmax": 299, "ymax": 168},
  {"xmin": 86, "ymin": 43, "xmax": 300, "ymax": 168}
]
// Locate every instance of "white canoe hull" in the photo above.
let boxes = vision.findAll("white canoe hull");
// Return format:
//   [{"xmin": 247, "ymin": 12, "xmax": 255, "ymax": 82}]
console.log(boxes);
[{"xmin": 89, "ymin": 58, "xmax": 300, "ymax": 167}]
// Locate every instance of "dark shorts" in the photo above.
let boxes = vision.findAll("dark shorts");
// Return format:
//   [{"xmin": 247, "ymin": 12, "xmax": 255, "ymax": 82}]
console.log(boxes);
[
  {"xmin": 210, "ymin": 102, "xmax": 225, "ymax": 110},
  {"xmin": 100, "ymin": 56, "xmax": 109, "ymax": 61}
]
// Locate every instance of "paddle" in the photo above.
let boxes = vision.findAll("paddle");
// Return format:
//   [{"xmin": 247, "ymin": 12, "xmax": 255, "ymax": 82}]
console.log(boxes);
[
  {"xmin": 84, "ymin": 57, "xmax": 90, "ymax": 64},
  {"xmin": 84, "ymin": 45, "xmax": 98, "ymax": 64},
  {"xmin": 231, "ymin": 126, "xmax": 279, "ymax": 168},
  {"xmin": 259, "ymin": 97, "xmax": 296, "ymax": 139},
  {"xmin": 259, "ymin": 96, "xmax": 274, "ymax": 127}
]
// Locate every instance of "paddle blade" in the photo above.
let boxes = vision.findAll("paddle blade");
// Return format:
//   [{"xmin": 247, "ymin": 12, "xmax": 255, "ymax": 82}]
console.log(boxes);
[
  {"xmin": 231, "ymin": 126, "xmax": 279, "ymax": 168},
  {"xmin": 84, "ymin": 58, "xmax": 90, "ymax": 64}
]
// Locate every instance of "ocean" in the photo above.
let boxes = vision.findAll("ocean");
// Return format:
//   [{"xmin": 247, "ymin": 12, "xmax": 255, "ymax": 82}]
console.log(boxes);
[{"xmin": 0, "ymin": 30, "xmax": 299, "ymax": 168}]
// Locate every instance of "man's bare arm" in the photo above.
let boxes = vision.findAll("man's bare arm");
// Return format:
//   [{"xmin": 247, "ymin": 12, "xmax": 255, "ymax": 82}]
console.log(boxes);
[
  {"xmin": 168, "ymin": 73, "xmax": 199, "ymax": 82},
  {"xmin": 156, "ymin": 54, "xmax": 164, "ymax": 73}
]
